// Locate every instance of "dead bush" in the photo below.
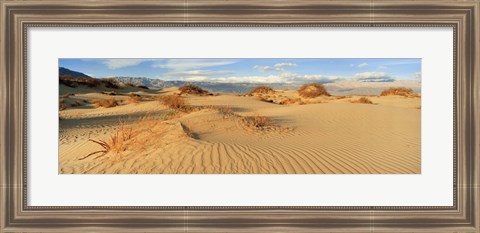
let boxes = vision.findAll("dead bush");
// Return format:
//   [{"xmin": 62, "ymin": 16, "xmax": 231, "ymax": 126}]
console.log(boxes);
[
  {"xmin": 158, "ymin": 95, "xmax": 189, "ymax": 110},
  {"xmin": 91, "ymin": 98, "xmax": 119, "ymax": 108},
  {"xmin": 248, "ymin": 86, "xmax": 275, "ymax": 95},
  {"xmin": 380, "ymin": 87, "xmax": 416, "ymax": 97},
  {"xmin": 351, "ymin": 97, "xmax": 373, "ymax": 104},
  {"xmin": 241, "ymin": 114, "xmax": 270, "ymax": 129},
  {"xmin": 178, "ymin": 84, "xmax": 209, "ymax": 95},
  {"xmin": 298, "ymin": 83, "xmax": 330, "ymax": 98}
]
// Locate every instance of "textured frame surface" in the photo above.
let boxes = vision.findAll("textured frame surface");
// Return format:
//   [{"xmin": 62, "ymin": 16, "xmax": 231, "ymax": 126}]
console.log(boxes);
[{"xmin": 1, "ymin": 0, "xmax": 479, "ymax": 232}]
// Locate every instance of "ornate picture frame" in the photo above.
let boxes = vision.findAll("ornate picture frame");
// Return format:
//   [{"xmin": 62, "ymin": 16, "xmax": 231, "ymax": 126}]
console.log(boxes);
[{"xmin": 1, "ymin": 0, "xmax": 478, "ymax": 232}]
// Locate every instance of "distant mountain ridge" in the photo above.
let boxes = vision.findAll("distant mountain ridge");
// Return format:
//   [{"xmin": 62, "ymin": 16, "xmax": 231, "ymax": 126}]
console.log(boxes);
[
  {"xmin": 109, "ymin": 76, "xmax": 300, "ymax": 94},
  {"xmin": 58, "ymin": 68, "xmax": 421, "ymax": 95},
  {"xmin": 59, "ymin": 67, "xmax": 92, "ymax": 79}
]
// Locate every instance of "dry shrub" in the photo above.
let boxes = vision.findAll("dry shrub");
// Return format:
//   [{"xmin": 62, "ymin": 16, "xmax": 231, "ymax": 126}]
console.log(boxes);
[
  {"xmin": 380, "ymin": 87, "xmax": 416, "ymax": 97},
  {"xmin": 60, "ymin": 76, "xmax": 101, "ymax": 88},
  {"xmin": 158, "ymin": 95, "xmax": 188, "ymax": 110},
  {"xmin": 241, "ymin": 114, "xmax": 270, "ymax": 129},
  {"xmin": 80, "ymin": 116, "xmax": 159, "ymax": 160},
  {"xmin": 298, "ymin": 83, "xmax": 330, "ymax": 98},
  {"xmin": 257, "ymin": 96, "xmax": 274, "ymax": 103},
  {"xmin": 248, "ymin": 86, "xmax": 275, "ymax": 95},
  {"xmin": 91, "ymin": 98, "xmax": 119, "ymax": 108},
  {"xmin": 129, "ymin": 94, "xmax": 142, "ymax": 104},
  {"xmin": 178, "ymin": 84, "xmax": 209, "ymax": 95},
  {"xmin": 351, "ymin": 97, "xmax": 373, "ymax": 104},
  {"xmin": 101, "ymin": 78, "xmax": 120, "ymax": 89},
  {"xmin": 279, "ymin": 98, "xmax": 304, "ymax": 105}
]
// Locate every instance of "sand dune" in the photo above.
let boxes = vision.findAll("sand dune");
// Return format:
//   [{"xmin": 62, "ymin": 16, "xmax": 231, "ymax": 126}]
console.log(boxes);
[{"xmin": 59, "ymin": 86, "xmax": 421, "ymax": 174}]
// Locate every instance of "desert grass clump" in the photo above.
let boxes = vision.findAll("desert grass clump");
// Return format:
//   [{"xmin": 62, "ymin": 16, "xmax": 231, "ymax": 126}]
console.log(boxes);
[
  {"xmin": 380, "ymin": 87, "xmax": 416, "ymax": 97},
  {"xmin": 297, "ymin": 83, "xmax": 330, "ymax": 98},
  {"xmin": 158, "ymin": 94, "xmax": 189, "ymax": 110},
  {"xmin": 248, "ymin": 86, "xmax": 275, "ymax": 95},
  {"xmin": 128, "ymin": 94, "xmax": 142, "ymax": 104},
  {"xmin": 351, "ymin": 97, "xmax": 373, "ymax": 104},
  {"xmin": 241, "ymin": 114, "xmax": 271, "ymax": 129},
  {"xmin": 91, "ymin": 98, "xmax": 119, "ymax": 108},
  {"xmin": 279, "ymin": 98, "xmax": 303, "ymax": 105},
  {"xmin": 101, "ymin": 78, "xmax": 120, "ymax": 89},
  {"xmin": 60, "ymin": 76, "xmax": 100, "ymax": 88},
  {"xmin": 178, "ymin": 84, "xmax": 209, "ymax": 95}
]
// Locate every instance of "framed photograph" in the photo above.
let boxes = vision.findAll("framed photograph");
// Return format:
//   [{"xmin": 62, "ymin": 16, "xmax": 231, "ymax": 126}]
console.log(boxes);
[{"xmin": 1, "ymin": 0, "xmax": 479, "ymax": 232}]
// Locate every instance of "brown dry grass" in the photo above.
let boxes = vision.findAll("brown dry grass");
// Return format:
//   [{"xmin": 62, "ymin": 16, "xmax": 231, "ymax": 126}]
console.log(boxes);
[
  {"xmin": 80, "ymin": 116, "xmax": 157, "ymax": 160},
  {"xmin": 59, "ymin": 76, "xmax": 120, "ymax": 89},
  {"xmin": 248, "ymin": 86, "xmax": 275, "ymax": 95},
  {"xmin": 279, "ymin": 98, "xmax": 304, "ymax": 105},
  {"xmin": 351, "ymin": 97, "xmax": 373, "ymax": 104},
  {"xmin": 241, "ymin": 114, "xmax": 270, "ymax": 129},
  {"xmin": 179, "ymin": 84, "xmax": 209, "ymax": 95},
  {"xmin": 298, "ymin": 83, "xmax": 330, "ymax": 98},
  {"xmin": 128, "ymin": 94, "xmax": 142, "ymax": 104},
  {"xmin": 380, "ymin": 87, "xmax": 417, "ymax": 97},
  {"xmin": 158, "ymin": 95, "xmax": 189, "ymax": 110},
  {"xmin": 91, "ymin": 98, "xmax": 119, "ymax": 108}
]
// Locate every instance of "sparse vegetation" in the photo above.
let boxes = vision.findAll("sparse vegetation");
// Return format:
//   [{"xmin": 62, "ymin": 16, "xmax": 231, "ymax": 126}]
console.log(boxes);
[
  {"xmin": 91, "ymin": 98, "xmax": 119, "ymax": 108},
  {"xmin": 241, "ymin": 114, "xmax": 270, "ymax": 129},
  {"xmin": 158, "ymin": 95, "xmax": 189, "ymax": 110},
  {"xmin": 351, "ymin": 97, "xmax": 373, "ymax": 104},
  {"xmin": 179, "ymin": 84, "xmax": 209, "ymax": 95},
  {"xmin": 129, "ymin": 94, "xmax": 142, "ymax": 104},
  {"xmin": 279, "ymin": 98, "xmax": 304, "ymax": 105},
  {"xmin": 298, "ymin": 83, "xmax": 330, "ymax": 98},
  {"xmin": 59, "ymin": 76, "xmax": 120, "ymax": 89},
  {"xmin": 248, "ymin": 86, "xmax": 275, "ymax": 95},
  {"xmin": 380, "ymin": 87, "xmax": 417, "ymax": 97}
]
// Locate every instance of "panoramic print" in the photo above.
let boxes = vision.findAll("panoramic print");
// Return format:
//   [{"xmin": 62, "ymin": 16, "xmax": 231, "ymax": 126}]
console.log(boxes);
[{"xmin": 58, "ymin": 58, "xmax": 421, "ymax": 174}]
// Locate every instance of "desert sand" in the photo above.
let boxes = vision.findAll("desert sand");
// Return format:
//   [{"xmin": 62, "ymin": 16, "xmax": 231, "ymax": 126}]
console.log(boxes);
[{"xmin": 59, "ymin": 84, "xmax": 421, "ymax": 174}]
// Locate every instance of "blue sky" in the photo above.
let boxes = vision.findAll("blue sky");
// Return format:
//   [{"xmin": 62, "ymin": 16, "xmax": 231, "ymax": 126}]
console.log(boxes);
[{"xmin": 59, "ymin": 58, "xmax": 421, "ymax": 84}]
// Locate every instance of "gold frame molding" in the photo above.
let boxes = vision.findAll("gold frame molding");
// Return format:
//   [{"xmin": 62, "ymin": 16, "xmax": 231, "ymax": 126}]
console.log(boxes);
[{"xmin": 1, "ymin": 0, "xmax": 479, "ymax": 232}]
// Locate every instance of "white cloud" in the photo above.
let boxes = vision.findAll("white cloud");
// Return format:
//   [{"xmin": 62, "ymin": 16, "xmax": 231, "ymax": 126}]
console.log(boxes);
[
  {"xmin": 153, "ymin": 59, "xmax": 236, "ymax": 71},
  {"xmin": 378, "ymin": 65, "xmax": 387, "ymax": 69},
  {"xmin": 357, "ymin": 63, "xmax": 368, "ymax": 68},
  {"xmin": 101, "ymin": 59, "xmax": 153, "ymax": 69},
  {"xmin": 254, "ymin": 65, "xmax": 283, "ymax": 72},
  {"xmin": 354, "ymin": 72, "xmax": 395, "ymax": 82},
  {"xmin": 165, "ymin": 70, "xmax": 233, "ymax": 76},
  {"xmin": 172, "ymin": 72, "xmax": 341, "ymax": 84},
  {"xmin": 274, "ymin": 63, "xmax": 297, "ymax": 68},
  {"xmin": 254, "ymin": 63, "xmax": 297, "ymax": 72}
]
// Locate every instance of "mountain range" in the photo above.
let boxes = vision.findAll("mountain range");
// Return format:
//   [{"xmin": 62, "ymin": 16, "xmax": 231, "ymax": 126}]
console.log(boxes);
[{"xmin": 59, "ymin": 67, "xmax": 421, "ymax": 95}]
